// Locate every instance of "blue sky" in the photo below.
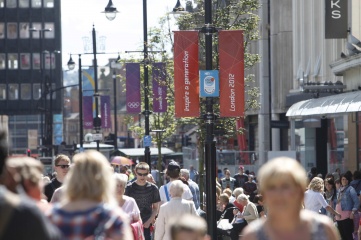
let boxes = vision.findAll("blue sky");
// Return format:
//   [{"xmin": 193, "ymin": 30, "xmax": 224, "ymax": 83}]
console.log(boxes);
[{"xmin": 61, "ymin": 0, "xmax": 177, "ymax": 68}]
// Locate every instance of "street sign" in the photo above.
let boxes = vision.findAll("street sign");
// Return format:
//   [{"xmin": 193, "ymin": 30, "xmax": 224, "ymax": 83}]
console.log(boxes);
[
  {"xmin": 143, "ymin": 135, "xmax": 152, "ymax": 147},
  {"xmin": 200, "ymin": 70, "xmax": 219, "ymax": 97},
  {"xmin": 92, "ymin": 133, "xmax": 103, "ymax": 141}
]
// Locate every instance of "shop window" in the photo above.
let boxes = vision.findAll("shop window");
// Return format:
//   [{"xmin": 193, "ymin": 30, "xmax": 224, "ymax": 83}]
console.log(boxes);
[
  {"xmin": 19, "ymin": 0, "xmax": 30, "ymax": 8},
  {"xmin": 8, "ymin": 53, "xmax": 18, "ymax": 69},
  {"xmin": 31, "ymin": 23, "xmax": 41, "ymax": 39},
  {"xmin": 44, "ymin": 23, "xmax": 54, "ymax": 38},
  {"xmin": 9, "ymin": 84, "xmax": 19, "ymax": 100},
  {"xmin": 44, "ymin": 0, "xmax": 53, "ymax": 8},
  {"xmin": 20, "ymin": 53, "xmax": 31, "ymax": 69},
  {"xmin": 6, "ymin": 0, "xmax": 16, "ymax": 8},
  {"xmin": 7, "ymin": 23, "xmax": 17, "ymax": 39},
  {"xmin": 19, "ymin": 23, "xmax": 30, "ymax": 39},
  {"xmin": 0, "ymin": 54, "xmax": 5, "ymax": 69},
  {"xmin": 33, "ymin": 83, "xmax": 41, "ymax": 100},
  {"xmin": 21, "ymin": 84, "xmax": 31, "ymax": 100},
  {"xmin": 31, "ymin": 0, "xmax": 41, "ymax": 8},
  {"xmin": 0, "ymin": 23, "xmax": 4, "ymax": 39},
  {"xmin": 0, "ymin": 84, "xmax": 6, "ymax": 100},
  {"xmin": 32, "ymin": 53, "xmax": 40, "ymax": 69}
]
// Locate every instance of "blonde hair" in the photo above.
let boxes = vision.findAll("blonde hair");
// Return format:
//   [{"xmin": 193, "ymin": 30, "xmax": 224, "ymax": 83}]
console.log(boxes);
[
  {"xmin": 258, "ymin": 157, "xmax": 307, "ymax": 194},
  {"xmin": 233, "ymin": 188, "xmax": 244, "ymax": 198},
  {"xmin": 219, "ymin": 193, "xmax": 229, "ymax": 204},
  {"xmin": 113, "ymin": 173, "xmax": 128, "ymax": 187},
  {"xmin": 63, "ymin": 150, "xmax": 115, "ymax": 203},
  {"xmin": 135, "ymin": 162, "xmax": 149, "ymax": 172},
  {"xmin": 54, "ymin": 154, "xmax": 71, "ymax": 166},
  {"xmin": 223, "ymin": 188, "xmax": 232, "ymax": 197},
  {"xmin": 308, "ymin": 177, "xmax": 324, "ymax": 192},
  {"xmin": 6, "ymin": 157, "xmax": 43, "ymax": 185}
]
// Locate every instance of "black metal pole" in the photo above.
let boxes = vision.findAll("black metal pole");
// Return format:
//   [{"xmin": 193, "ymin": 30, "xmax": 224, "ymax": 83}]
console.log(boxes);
[
  {"xmin": 92, "ymin": 25, "xmax": 100, "ymax": 152},
  {"xmin": 113, "ymin": 70, "xmax": 118, "ymax": 150},
  {"xmin": 143, "ymin": 0, "xmax": 151, "ymax": 165},
  {"xmin": 203, "ymin": 0, "xmax": 217, "ymax": 238},
  {"xmin": 40, "ymin": 31, "xmax": 44, "ymax": 156},
  {"xmin": 49, "ymin": 52, "xmax": 53, "ymax": 156},
  {"xmin": 78, "ymin": 55, "xmax": 84, "ymax": 150}
]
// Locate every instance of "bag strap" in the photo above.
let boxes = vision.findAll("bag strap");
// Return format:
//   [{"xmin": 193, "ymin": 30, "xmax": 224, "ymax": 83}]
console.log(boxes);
[{"xmin": 164, "ymin": 185, "xmax": 170, "ymax": 202}]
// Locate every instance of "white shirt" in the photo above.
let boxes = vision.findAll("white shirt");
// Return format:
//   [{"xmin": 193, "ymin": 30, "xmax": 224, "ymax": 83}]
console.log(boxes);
[
  {"xmin": 159, "ymin": 181, "xmax": 193, "ymax": 203},
  {"xmin": 304, "ymin": 189, "xmax": 328, "ymax": 213}
]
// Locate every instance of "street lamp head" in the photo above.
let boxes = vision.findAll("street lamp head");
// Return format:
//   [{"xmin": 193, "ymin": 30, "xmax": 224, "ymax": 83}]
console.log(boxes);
[
  {"xmin": 103, "ymin": 0, "xmax": 119, "ymax": 21},
  {"xmin": 67, "ymin": 55, "xmax": 76, "ymax": 71},
  {"xmin": 169, "ymin": 0, "xmax": 188, "ymax": 17}
]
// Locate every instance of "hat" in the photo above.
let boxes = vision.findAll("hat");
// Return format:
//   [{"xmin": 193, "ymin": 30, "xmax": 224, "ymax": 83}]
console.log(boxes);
[
  {"xmin": 167, "ymin": 161, "xmax": 180, "ymax": 171},
  {"xmin": 239, "ymin": 165, "xmax": 244, "ymax": 170}
]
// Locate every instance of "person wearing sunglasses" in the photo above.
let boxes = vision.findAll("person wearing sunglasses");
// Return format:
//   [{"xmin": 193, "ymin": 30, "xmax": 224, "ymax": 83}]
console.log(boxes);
[
  {"xmin": 125, "ymin": 162, "xmax": 161, "ymax": 240},
  {"xmin": 44, "ymin": 154, "xmax": 70, "ymax": 202}
]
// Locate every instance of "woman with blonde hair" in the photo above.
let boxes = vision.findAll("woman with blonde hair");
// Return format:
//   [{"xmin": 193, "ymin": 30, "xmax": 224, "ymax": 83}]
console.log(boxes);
[
  {"xmin": 304, "ymin": 177, "xmax": 341, "ymax": 217},
  {"xmin": 48, "ymin": 150, "xmax": 132, "ymax": 240},
  {"xmin": 242, "ymin": 157, "xmax": 339, "ymax": 240}
]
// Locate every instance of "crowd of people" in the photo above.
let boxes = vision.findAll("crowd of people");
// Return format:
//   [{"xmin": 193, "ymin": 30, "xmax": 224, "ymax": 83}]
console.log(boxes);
[{"xmin": 1, "ymin": 123, "xmax": 361, "ymax": 240}]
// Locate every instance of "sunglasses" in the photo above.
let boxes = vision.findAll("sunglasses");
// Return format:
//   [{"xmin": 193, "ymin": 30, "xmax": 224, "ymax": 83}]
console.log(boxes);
[
  {"xmin": 56, "ymin": 165, "xmax": 70, "ymax": 169},
  {"xmin": 136, "ymin": 172, "xmax": 148, "ymax": 177}
]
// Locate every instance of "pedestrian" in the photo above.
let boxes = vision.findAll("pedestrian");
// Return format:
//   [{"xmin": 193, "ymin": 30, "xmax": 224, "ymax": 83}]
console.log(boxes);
[
  {"xmin": 44, "ymin": 154, "xmax": 70, "ymax": 202},
  {"xmin": 189, "ymin": 165, "xmax": 199, "ymax": 183},
  {"xmin": 0, "ymin": 129, "xmax": 61, "ymax": 239},
  {"xmin": 125, "ymin": 162, "xmax": 161, "ymax": 240},
  {"xmin": 336, "ymin": 173, "xmax": 360, "ymax": 240},
  {"xmin": 154, "ymin": 180, "xmax": 198, "ymax": 240},
  {"xmin": 304, "ymin": 177, "xmax": 340, "ymax": 217},
  {"xmin": 48, "ymin": 150, "xmax": 132, "ymax": 240},
  {"xmin": 180, "ymin": 168, "xmax": 200, "ymax": 210},
  {"xmin": 234, "ymin": 165, "xmax": 248, "ymax": 188},
  {"xmin": 159, "ymin": 161, "xmax": 193, "ymax": 205},
  {"xmin": 232, "ymin": 187, "xmax": 245, "ymax": 212},
  {"xmin": 244, "ymin": 174, "xmax": 258, "ymax": 202},
  {"xmin": 242, "ymin": 157, "xmax": 339, "ymax": 240},
  {"xmin": 220, "ymin": 169, "xmax": 236, "ymax": 191},
  {"xmin": 170, "ymin": 214, "xmax": 210, "ymax": 240},
  {"xmin": 322, "ymin": 178, "xmax": 338, "ymax": 220}
]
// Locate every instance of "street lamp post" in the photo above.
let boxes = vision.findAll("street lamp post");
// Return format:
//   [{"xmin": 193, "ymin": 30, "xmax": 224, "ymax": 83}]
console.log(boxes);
[
  {"xmin": 67, "ymin": 55, "xmax": 84, "ymax": 150},
  {"xmin": 103, "ymin": 0, "xmax": 151, "ymax": 166},
  {"xmin": 92, "ymin": 25, "xmax": 101, "ymax": 152},
  {"xmin": 112, "ymin": 69, "xmax": 118, "ymax": 150}
]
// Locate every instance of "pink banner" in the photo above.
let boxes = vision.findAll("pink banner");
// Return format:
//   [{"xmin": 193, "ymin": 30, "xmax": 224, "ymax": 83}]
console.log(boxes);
[
  {"xmin": 101, "ymin": 95, "xmax": 111, "ymax": 129},
  {"xmin": 152, "ymin": 62, "xmax": 167, "ymax": 113},
  {"xmin": 83, "ymin": 96, "xmax": 93, "ymax": 129},
  {"xmin": 126, "ymin": 63, "xmax": 141, "ymax": 113}
]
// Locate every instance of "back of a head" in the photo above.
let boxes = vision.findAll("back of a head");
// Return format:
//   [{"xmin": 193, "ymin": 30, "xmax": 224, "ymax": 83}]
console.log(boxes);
[
  {"xmin": 6, "ymin": 157, "xmax": 43, "ymax": 185},
  {"xmin": 258, "ymin": 157, "xmax": 307, "ymax": 193},
  {"xmin": 64, "ymin": 150, "xmax": 115, "ymax": 203},
  {"xmin": 167, "ymin": 161, "xmax": 180, "ymax": 179},
  {"xmin": 308, "ymin": 177, "xmax": 324, "ymax": 192},
  {"xmin": 170, "ymin": 213, "xmax": 208, "ymax": 240},
  {"xmin": 170, "ymin": 179, "xmax": 184, "ymax": 197}
]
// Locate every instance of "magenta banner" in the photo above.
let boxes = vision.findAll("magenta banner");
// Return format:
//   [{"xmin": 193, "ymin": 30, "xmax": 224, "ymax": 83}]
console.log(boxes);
[
  {"xmin": 152, "ymin": 62, "xmax": 167, "ymax": 113},
  {"xmin": 126, "ymin": 63, "xmax": 141, "ymax": 113},
  {"xmin": 101, "ymin": 95, "xmax": 111, "ymax": 128},
  {"xmin": 83, "ymin": 96, "xmax": 93, "ymax": 129}
]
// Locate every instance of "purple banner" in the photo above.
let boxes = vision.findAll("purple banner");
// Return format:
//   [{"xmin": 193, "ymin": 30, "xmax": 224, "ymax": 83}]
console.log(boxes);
[
  {"xmin": 126, "ymin": 63, "xmax": 141, "ymax": 113},
  {"xmin": 83, "ymin": 96, "xmax": 93, "ymax": 129},
  {"xmin": 101, "ymin": 95, "xmax": 111, "ymax": 128},
  {"xmin": 152, "ymin": 63, "xmax": 167, "ymax": 112}
]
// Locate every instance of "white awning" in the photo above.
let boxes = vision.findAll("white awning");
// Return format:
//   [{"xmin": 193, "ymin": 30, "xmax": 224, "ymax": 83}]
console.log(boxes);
[
  {"xmin": 118, "ymin": 147, "xmax": 174, "ymax": 157},
  {"xmin": 286, "ymin": 91, "xmax": 361, "ymax": 118}
]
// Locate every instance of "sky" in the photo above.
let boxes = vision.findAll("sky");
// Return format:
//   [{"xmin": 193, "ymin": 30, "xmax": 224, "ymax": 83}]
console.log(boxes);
[{"xmin": 61, "ymin": 0, "xmax": 178, "ymax": 68}]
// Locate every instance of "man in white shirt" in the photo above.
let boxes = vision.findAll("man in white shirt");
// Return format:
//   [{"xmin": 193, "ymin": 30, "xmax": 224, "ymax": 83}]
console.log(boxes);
[{"xmin": 159, "ymin": 161, "xmax": 193, "ymax": 205}]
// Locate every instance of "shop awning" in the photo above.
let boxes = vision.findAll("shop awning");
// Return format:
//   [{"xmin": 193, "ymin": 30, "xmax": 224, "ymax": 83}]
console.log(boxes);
[{"xmin": 286, "ymin": 91, "xmax": 361, "ymax": 118}]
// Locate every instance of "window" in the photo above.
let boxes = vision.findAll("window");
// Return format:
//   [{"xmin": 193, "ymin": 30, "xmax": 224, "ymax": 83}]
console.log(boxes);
[
  {"xmin": 6, "ymin": 0, "xmax": 16, "ymax": 8},
  {"xmin": 7, "ymin": 23, "xmax": 17, "ymax": 39},
  {"xmin": 19, "ymin": 0, "xmax": 30, "ymax": 8},
  {"xmin": 33, "ymin": 84, "xmax": 41, "ymax": 100},
  {"xmin": 31, "ymin": 23, "xmax": 41, "ymax": 39},
  {"xmin": 20, "ymin": 53, "xmax": 31, "ymax": 69},
  {"xmin": 19, "ymin": 23, "xmax": 30, "ymax": 39},
  {"xmin": 32, "ymin": 53, "xmax": 40, "ymax": 69},
  {"xmin": 0, "ymin": 23, "xmax": 4, "ymax": 39},
  {"xmin": 9, "ymin": 84, "xmax": 19, "ymax": 100},
  {"xmin": 44, "ymin": 0, "xmax": 54, "ymax": 8},
  {"xmin": 8, "ymin": 53, "xmax": 18, "ymax": 69},
  {"xmin": 44, "ymin": 52, "xmax": 55, "ymax": 69},
  {"xmin": 21, "ymin": 84, "xmax": 31, "ymax": 100},
  {"xmin": 0, "ymin": 85, "xmax": 6, "ymax": 100},
  {"xmin": 31, "ymin": 0, "xmax": 41, "ymax": 8},
  {"xmin": 44, "ymin": 23, "xmax": 54, "ymax": 38},
  {"xmin": 0, "ymin": 54, "xmax": 5, "ymax": 69}
]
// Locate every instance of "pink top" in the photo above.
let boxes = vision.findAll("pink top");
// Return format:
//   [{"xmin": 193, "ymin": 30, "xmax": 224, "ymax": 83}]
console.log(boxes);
[
  {"xmin": 335, "ymin": 202, "xmax": 351, "ymax": 221},
  {"xmin": 120, "ymin": 195, "xmax": 141, "ymax": 222}
]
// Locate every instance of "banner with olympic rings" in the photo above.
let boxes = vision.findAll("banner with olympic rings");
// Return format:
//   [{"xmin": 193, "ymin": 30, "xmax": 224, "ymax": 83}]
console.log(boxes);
[
  {"xmin": 83, "ymin": 96, "xmax": 93, "ymax": 129},
  {"xmin": 101, "ymin": 95, "xmax": 111, "ymax": 129},
  {"xmin": 152, "ymin": 62, "xmax": 167, "ymax": 113},
  {"xmin": 173, "ymin": 31, "xmax": 200, "ymax": 118},
  {"xmin": 126, "ymin": 63, "xmax": 141, "ymax": 113}
]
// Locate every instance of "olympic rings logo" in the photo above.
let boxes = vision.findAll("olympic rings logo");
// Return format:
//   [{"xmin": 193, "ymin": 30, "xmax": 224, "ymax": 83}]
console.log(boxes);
[
  {"xmin": 127, "ymin": 102, "xmax": 140, "ymax": 108},
  {"xmin": 84, "ymin": 122, "xmax": 92, "ymax": 126}
]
